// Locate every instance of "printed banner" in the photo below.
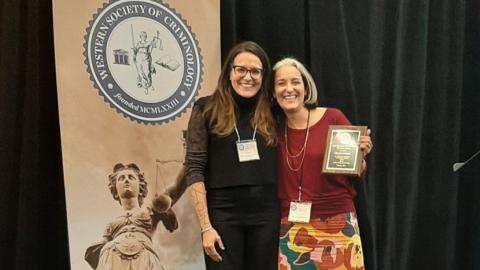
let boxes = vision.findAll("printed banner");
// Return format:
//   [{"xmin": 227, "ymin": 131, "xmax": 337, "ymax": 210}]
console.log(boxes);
[{"xmin": 52, "ymin": 0, "xmax": 220, "ymax": 269}]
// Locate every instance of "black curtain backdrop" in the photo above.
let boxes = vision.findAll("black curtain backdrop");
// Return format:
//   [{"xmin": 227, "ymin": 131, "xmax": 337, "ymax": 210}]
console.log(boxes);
[
  {"xmin": 1, "ymin": 0, "xmax": 479, "ymax": 269},
  {"xmin": 1, "ymin": 0, "xmax": 70, "ymax": 269},
  {"xmin": 221, "ymin": 0, "xmax": 480, "ymax": 269}
]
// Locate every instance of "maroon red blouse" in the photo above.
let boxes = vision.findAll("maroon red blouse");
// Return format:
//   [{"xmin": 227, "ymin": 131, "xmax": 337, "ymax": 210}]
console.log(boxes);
[{"xmin": 277, "ymin": 108, "xmax": 364, "ymax": 219}]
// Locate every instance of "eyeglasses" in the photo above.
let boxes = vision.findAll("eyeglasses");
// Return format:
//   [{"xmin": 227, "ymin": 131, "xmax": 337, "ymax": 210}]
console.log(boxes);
[{"xmin": 232, "ymin": 65, "xmax": 263, "ymax": 79}]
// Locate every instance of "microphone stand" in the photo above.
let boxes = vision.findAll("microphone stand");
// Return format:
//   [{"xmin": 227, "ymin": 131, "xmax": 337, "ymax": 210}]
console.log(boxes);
[{"xmin": 453, "ymin": 149, "xmax": 480, "ymax": 172}]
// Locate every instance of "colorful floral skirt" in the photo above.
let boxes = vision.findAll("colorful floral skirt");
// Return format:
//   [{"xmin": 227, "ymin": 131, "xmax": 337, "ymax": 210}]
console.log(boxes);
[{"xmin": 278, "ymin": 211, "xmax": 365, "ymax": 270}]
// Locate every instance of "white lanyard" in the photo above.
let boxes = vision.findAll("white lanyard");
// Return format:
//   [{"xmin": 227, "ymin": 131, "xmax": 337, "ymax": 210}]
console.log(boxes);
[{"xmin": 234, "ymin": 125, "xmax": 257, "ymax": 141}]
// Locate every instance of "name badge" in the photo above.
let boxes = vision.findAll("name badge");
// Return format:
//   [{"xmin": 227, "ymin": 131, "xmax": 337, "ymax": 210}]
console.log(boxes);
[
  {"xmin": 236, "ymin": 139, "xmax": 260, "ymax": 162},
  {"xmin": 288, "ymin": 201, "xmax": 312, "ymax": 223}
]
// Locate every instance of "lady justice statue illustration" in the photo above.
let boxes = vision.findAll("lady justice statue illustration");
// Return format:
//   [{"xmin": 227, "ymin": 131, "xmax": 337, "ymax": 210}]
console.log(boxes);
[
  {"xmin": 85, "ymin": 163, "xmax": 187, "ymax": 270},
  {"xmin": 132, "ymin": 28, "xmax": 162, "ymax": 94}
]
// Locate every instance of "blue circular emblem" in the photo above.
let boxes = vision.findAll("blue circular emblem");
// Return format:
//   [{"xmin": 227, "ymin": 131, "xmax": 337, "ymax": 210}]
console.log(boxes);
[{"xmin": 84, "ymin": 0, "xmax": 203, "ymax": 124}]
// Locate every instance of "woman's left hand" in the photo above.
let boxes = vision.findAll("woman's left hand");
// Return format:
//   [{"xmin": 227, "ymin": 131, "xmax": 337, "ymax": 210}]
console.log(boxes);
[{"xmin": 359, "ymin": 128, "xmax": 373, "ymax": 158}]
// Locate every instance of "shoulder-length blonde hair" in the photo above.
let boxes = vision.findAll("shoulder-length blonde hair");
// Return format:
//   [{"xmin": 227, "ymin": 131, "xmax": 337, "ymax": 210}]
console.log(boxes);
[
  {"xmin": 273, "ymin": 57, "xmax": 318, "ymax": 109},
  {"xmin": 203, "ymin": 41, "xmax": 276, "ymax": 145}
]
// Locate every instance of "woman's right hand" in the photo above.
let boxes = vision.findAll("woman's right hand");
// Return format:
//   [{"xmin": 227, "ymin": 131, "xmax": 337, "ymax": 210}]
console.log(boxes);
[
  {"xmin": 188, "ymin": 183, "xmax": 224, "ymax": 262},
  {"xmin": 202, "ymin": 228, "xmax": 224, "ymax": 262}
]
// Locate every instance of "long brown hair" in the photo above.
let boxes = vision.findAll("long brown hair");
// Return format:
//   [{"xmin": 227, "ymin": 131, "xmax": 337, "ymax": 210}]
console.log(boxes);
[{"xmin": 203, "ymin": 41, "xmax": 276, "ymax": 145}]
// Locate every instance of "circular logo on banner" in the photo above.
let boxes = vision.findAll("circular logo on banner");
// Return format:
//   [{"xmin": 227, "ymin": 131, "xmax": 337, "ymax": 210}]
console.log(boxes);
[{"xmin": 84, "ymin": 0, "xmax": 203, "ymax": 124}]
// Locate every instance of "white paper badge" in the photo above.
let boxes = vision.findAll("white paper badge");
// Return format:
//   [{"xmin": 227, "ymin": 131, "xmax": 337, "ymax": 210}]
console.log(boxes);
[
  {"xmin": 236, "ymin": 139, "xmax": 260, "ymax": 162},
  {"xmin": 288, "ymin": 201, "xmax": 312, "ymax": 223}
]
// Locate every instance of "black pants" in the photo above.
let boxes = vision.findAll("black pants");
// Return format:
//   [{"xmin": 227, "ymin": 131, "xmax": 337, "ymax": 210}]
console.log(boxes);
[{"xmin": 205, "ymin": 185, "xmax": 280, "ymax": 270}]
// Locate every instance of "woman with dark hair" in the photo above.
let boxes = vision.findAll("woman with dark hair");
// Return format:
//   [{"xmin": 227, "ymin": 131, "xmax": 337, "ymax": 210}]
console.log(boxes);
[
  {"xmin": 185, "ymin": 41, "xmax": 279, "ymax": 270},
  {"xmin": 85, "ymin": 163, "xmax": 186, "ymax": 270},
  {"xmin": 272, "ymin": 57, "xmax": 373, "ymax": 270}
]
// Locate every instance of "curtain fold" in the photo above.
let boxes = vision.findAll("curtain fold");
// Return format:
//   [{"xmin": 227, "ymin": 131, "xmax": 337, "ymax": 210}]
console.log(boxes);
[{"xmin": 1, "ymin": 0, "xmax": 70, "ymax": 269}]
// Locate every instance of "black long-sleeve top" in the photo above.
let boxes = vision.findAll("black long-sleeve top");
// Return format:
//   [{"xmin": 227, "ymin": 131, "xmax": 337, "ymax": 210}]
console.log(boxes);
[{"xmin": 185, "ymin": 93, "xmax": 277, "ymax": 189}]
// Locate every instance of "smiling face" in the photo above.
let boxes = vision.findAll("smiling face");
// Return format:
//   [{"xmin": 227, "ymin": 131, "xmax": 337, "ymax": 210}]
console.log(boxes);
[
  {"xmin": 274, "ymin": 65, "xmax": 306, "ymax": 114},
  {"xmin": 229, "ymin": 52, "xmax": 263, "ymax": 98},
  {"xmin": 115, "ymin": 168, "xmax": 140, "ymax": 200}
]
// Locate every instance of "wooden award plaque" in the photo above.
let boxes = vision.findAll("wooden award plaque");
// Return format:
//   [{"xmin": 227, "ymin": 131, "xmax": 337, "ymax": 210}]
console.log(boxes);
[{"xmin": 321, "ymin": 125, "xmax": 367, "ymax": 177}]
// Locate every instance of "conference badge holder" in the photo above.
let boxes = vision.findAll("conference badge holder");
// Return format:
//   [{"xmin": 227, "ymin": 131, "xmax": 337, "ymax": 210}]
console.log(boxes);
[
  {"xmin": 235, "ymin": 125, "xmax": 260, "ymax": 162},
  {"xmin": 236, "ymin": 139, "xmax": 260, "ymax": 162},
  {"xmin": 288, "ymin": 200, "xmax": 312, "ymax": 223}
]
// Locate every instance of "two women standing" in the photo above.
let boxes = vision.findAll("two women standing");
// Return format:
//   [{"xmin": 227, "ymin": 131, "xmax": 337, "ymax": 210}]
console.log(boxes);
[{"xmin": 185, "ymin": 41, "xmax": 372, "ymax": 270}]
